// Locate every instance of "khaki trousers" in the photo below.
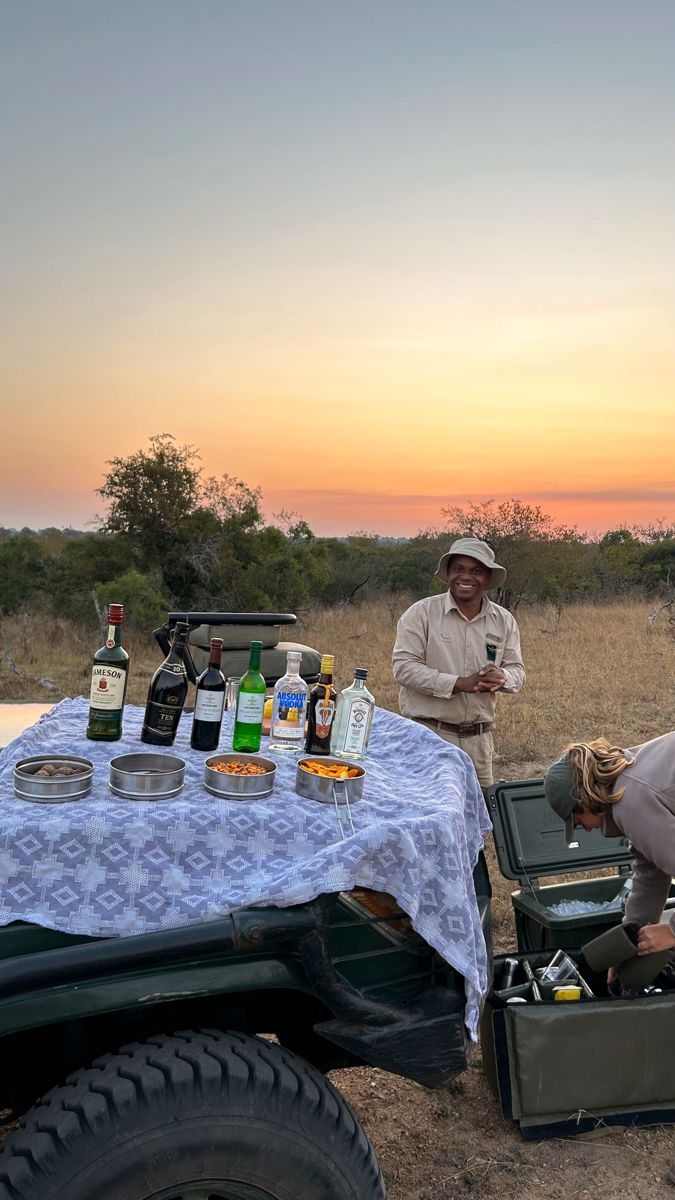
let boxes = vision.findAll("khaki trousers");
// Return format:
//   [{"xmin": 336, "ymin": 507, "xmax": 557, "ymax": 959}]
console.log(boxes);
[{"xmin": 418, "ymin": 723, "xmax": 495, "ymax": 790}]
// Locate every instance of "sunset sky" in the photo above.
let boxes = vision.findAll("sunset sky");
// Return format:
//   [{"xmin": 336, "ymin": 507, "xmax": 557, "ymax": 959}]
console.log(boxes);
[{"xmin": 2, "ymin": 1, "xmax": 674, "ymax": 537}]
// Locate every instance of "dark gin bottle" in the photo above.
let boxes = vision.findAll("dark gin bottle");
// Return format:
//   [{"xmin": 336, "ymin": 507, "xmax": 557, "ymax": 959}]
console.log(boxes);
[
  {"xmin": 86, "ymin": 603, "xmax": 129, "ymax": 741},
  {"xmin": 141, "ymin": 621, "xmax": 190, "ymax": 746},
  {"xmin": 232, "ymin": 641, "xmax": 266, "ymax": 753},
  {"xmin": 304, "ymin": 654, "xmax": 337, "ymax": 755},
  {"xmin": 190, "ymin": 638, "xmax": 225, "ymax": 752}
]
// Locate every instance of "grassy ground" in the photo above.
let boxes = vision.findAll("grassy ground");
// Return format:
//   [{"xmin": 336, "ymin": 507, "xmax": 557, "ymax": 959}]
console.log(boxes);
[{"xmin": 1, "ymin": 597, "xmax": 674, "ymax": 1195}]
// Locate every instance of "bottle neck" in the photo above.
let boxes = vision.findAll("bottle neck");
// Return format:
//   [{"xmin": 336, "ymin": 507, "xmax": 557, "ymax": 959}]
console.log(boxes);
[
  {"xmin": 318, "ymin": 672, "xmax": 334, "ymax": 687},
  {"xmin": 208, "ymin": 642, "xmax": 223, "ymax": 669},
  {"xmin": 167, "ymin": 630, "xmax": 189, "ymax": 667},
  {"xmin": 350, "ymin": 676, "xmax": 366, "ymax": 690},
  {"xmin": 248, "ymin": 645, "xmax": 262, "ymax": 672},
  {"xmin": 106, "ymin": 623, "xmax": 123, "ymax": 649}
]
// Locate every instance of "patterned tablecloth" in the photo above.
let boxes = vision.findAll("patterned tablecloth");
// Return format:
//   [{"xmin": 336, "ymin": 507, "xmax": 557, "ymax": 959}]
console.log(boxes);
[{"xmin": 0, "ymin": 697, "xmax": 492, "ymax": 1034}]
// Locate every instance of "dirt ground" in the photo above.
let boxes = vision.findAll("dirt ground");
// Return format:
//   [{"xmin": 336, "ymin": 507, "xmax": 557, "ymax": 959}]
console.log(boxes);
[{"xmin": 337, "ymin": 1064, "xmax": 673, "ymax": 1200}]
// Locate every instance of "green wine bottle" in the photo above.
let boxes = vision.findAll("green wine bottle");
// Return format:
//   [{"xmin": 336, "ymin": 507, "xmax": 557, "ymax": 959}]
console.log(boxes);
[
  {"xmin": 86, "ymin": 603, "xmax": 130, "ymax": 741},
  {"xmin": 232, "ymin": 641, "xmax": 266, "ymax": 752}
]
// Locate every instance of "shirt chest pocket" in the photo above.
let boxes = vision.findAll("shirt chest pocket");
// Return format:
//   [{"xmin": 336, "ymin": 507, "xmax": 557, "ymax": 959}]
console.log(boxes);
[{"xmin": 485, "ymin": 634, "xmax": 504, "ymax": 666}]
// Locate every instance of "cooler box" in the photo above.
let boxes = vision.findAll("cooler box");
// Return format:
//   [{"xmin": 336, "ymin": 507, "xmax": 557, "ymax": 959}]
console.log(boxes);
[
  {"xmin": 487, "ymin": 779, "xmax": 633, "ymax": 951},
  {"xmin": 481, "ymin": 949, "xmax": 675, "ymax": 1139},
  {"xmin": 482, "ymin": 779, "xmax": 675, "ymax": 1138}
]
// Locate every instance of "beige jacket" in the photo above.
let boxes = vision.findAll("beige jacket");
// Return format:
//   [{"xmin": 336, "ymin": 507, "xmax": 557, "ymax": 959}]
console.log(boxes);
[
  {"xmin": 602, "ymin": 731, "xmax": 675, "ymax": 936},
  {"xmin": 392, "ymin": 591, "xmax": 525, "ymax": 726}
]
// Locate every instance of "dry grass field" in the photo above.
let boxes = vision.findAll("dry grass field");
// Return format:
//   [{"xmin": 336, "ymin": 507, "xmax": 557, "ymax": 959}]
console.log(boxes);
[{"xmin": 1, "ymin": 596, "xmax": 674, "ymax": 1196}]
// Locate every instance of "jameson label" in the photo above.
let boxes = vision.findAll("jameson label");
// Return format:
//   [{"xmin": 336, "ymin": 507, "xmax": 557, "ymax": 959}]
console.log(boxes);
[
  {"xmin": 236, "ymin": 693, "xmax": 265, "ymax": 725},
  {"xmin": 89, "ymin": 665, "xmax": 125, "ymax": 710},
  {"xmin": 194, "ymin": 691, "xmax": 225, "ymax": 722},
  {"xmin": 339, "ymin": 698, "xmax": 370, "ymax": 755},
  {"xmin": 315, "ymin": 699, "xmax": 335, "ymax": 740}
]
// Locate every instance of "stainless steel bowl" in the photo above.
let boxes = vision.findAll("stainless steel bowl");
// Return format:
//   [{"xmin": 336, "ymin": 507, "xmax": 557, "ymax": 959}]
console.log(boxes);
[
  {"xmin": 204, "ymin": 753, "xmax": 276, "ymax": 800},
  {"xmin": 109, "ymin": 753, "xmax": 186, "ymax": 800},
  {"xmin": 14, "ymin": 755, "xmax": 94, "ymax": 803},
  {"xmin": 295, "ymin": 757, "xmax": 365, "ymax": 805}
]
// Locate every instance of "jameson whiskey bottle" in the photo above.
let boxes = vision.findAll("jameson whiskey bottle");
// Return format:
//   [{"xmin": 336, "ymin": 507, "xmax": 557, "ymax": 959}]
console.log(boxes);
[
  {"xmin": 86, "ymin": 603, "xmax": 129, "ymax": 741},
  {"xmin": 332, "ymin": 667, "xmax": 375, "ymax": 761},
  {"xmin": 190, "ymin": 638, "xmax": 225, "ymax": 752},
  {"xmin": 304, "ymin": 654, "xmax": 337, "ymax": 755},
  {"xmin": 232, "ymin": 641, "xmax": 266, "ymax": 753},
  {"xmin": 141, "ymin": 621, "xmax": 190, "ymax": 746},
  {"xmin": 268, "ymin": 650, "xmax": 308, "ymax": 753}
]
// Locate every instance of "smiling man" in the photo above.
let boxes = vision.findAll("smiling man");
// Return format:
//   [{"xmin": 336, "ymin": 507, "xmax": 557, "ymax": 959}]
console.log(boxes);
[{"xmin": 392, "ymin": 538, "xmax": 525, "ymax": 792}]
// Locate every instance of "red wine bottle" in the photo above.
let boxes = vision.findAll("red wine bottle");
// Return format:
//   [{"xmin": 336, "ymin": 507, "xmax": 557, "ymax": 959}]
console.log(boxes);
[
  {"xmin": 141, "ymin": 622, "xmax": 190, "ymax": 746},
  {"xmin": 190, "ymin": 638, "xmax": 225, "ymax": 752}
]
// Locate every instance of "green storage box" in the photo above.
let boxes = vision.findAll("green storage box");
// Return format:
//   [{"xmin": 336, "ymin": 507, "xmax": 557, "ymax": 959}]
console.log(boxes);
[
  {"xmin": 481, "ymin": 950, "xmax": 675, "ymax": 1139},
  {"xmin": 487, "ymin": 779, "xmax": 635, "ymax": 952},
  {"xmin": 482, "ymin": 781, "xmax": 675, "ymax": 1139}
]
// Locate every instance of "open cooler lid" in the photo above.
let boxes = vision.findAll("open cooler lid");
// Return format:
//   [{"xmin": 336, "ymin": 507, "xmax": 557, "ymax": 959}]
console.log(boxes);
[{"xmin": 488, "ymin": 779, "xmax": 631, "ymax": 886}]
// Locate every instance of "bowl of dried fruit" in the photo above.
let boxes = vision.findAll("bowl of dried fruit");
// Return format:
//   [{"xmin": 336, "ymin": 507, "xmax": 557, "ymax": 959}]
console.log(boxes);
[
  {"xmin": 13, "ymin": 755, "xmax": 94, "ymax": 803},
  {"xmin": 204, "ymin": 753, "xmax": 277, "ymax": 800}
]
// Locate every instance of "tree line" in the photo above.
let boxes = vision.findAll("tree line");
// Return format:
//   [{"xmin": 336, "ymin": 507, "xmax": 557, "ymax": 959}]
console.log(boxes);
[{"xmin": 1, "ymin": 436, "xmax": 674, "ymax": 626}]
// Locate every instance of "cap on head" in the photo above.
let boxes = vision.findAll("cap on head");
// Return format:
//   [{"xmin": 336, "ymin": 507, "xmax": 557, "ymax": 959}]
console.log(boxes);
[
  {"xmin": 434, "ymin": 538, "xmax": 507, "ymax": 588},
  {"xmin": 544, "ymin": 752, "xmax": 576, "ymax": 844}
]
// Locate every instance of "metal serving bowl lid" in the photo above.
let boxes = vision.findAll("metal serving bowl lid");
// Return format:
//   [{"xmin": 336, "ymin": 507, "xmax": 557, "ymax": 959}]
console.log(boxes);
[
  {"xmin": 14, "ymin": 755, "xmax": 94, "ymax": 803},
  {"xmin": 204, "ymin": 753, "xmax": 277, "ymax": 798},
  {"xmin": 109, "ymin": 753, "xmax": 186, "ymax": 801}
]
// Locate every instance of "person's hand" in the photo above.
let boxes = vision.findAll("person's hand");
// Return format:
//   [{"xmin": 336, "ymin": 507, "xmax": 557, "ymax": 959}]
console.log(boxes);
[
  {"xmin": 637, "ymin": 923, "xmax": 675, "ymax": 955},
  {"xmin": 476, "ymin": 665, "xmax": 507, "ymax": 693},
  {"xmin": 607, "ymin": 965, "xmax": 617, "ymax": 987},
  {"xmin": 454, "ymin": 671, "xmax": 484, "ymax": 693}
]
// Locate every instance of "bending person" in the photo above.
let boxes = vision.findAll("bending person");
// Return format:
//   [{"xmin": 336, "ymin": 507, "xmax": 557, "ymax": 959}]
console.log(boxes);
[{"xmin": 544, "ymin": 732, "xmax": 675, "ymax": 958}]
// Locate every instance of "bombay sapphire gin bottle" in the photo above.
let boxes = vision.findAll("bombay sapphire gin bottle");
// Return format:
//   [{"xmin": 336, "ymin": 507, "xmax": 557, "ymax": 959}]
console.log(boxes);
[
  {"xmin": 331, "ymin": 667, "xmax": 375, "ymax": 761},
  {"xmin": 268, "ymin": 650, "xmax": 308, "ymax": 752}
]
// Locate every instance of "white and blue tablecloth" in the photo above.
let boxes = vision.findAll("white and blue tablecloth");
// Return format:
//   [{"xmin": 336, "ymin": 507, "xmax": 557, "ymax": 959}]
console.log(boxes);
[{"xmin": 0, "ymin": 698, "xmax": 492, "ymax": 1034}]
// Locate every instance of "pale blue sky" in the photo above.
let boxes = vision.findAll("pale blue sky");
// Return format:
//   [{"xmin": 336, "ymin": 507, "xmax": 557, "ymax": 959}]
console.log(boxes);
[{"xmin": 2, "ymin": 1, "xmax": 674, "ymax": 533}]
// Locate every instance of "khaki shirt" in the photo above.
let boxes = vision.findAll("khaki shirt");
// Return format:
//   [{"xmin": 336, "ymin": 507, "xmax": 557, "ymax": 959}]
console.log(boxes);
[{"xmin": 392, "ymin": 591, "xmax": 525, "ymax": 725}]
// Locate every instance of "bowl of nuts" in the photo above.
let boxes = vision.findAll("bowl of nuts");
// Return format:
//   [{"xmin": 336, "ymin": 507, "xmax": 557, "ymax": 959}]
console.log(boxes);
[
  {"xmin": 13, "ymin": 755, "xmax": 94, "ymax": 803},
  {"xmin": 204, "ymin": 753, "xmax": 277, "ymax": 800}
]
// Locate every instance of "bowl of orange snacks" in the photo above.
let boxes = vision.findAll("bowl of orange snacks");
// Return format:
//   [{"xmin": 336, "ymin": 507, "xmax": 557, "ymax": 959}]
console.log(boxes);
[
  {"xmin": 295, "ymin": 756, "xmax": 365, "ymax": 805},
  {"xmin": 204, "ymin": 753, "xmax": 277, "ymax": 800}
]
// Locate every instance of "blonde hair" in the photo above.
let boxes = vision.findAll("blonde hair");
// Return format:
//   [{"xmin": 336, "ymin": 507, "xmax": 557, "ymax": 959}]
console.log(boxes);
[{"xmin": 565, "ymin": 738, "xmax": 636, "ymax": 814}]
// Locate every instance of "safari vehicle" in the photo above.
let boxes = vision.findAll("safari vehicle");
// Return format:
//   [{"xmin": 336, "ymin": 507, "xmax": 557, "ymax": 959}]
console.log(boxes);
[
  {"xmin": 0, "ymin": 612, "xmax": 491, "ymax": 1198},
  {"xmin": 0, "ymin": 863, "xmax": 492, "ymax": 1200}
]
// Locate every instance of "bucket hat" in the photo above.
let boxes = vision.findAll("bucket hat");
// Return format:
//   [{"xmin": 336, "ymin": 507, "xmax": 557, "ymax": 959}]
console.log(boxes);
[
  {"xmin": 434, "ymin": 538, "xmax": 507, "ymax": 588},
  {"xmin": 544, "ymin": 752, "xmax": 577, "ymax": 844}
]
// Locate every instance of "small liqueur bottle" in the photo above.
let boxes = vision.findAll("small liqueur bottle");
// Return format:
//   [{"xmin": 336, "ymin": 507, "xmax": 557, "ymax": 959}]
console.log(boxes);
[
  {"xmin": 268, "ymin": 650, "xmax": 308, "ymax": 753},
  {"xmin": 232, "ymin": 641, "xmax": 266, "ymax": 753},
  {"xmin": 141, "ymin": 621, "xmax": 191, "ymax": 746},
  {"xmin": 304, "ymin": 654, "xmax": 337, "ymax": 755},
  {"xmin": 86, "ymin": 603, "xmax": 129, "ymax": 741},
  {"xmin": 190, "ymin": 638, "xmax": 225, "ymax": 752},
  {"xmin": 331, "ymin": 667, "xmax": 375, "ymax": 761}
]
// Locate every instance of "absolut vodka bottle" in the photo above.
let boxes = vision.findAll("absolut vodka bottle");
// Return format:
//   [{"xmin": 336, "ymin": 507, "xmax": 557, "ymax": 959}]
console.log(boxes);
[{"xmin": 268, "ymin": 650, "xmax": 308, "ymax": 752}]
